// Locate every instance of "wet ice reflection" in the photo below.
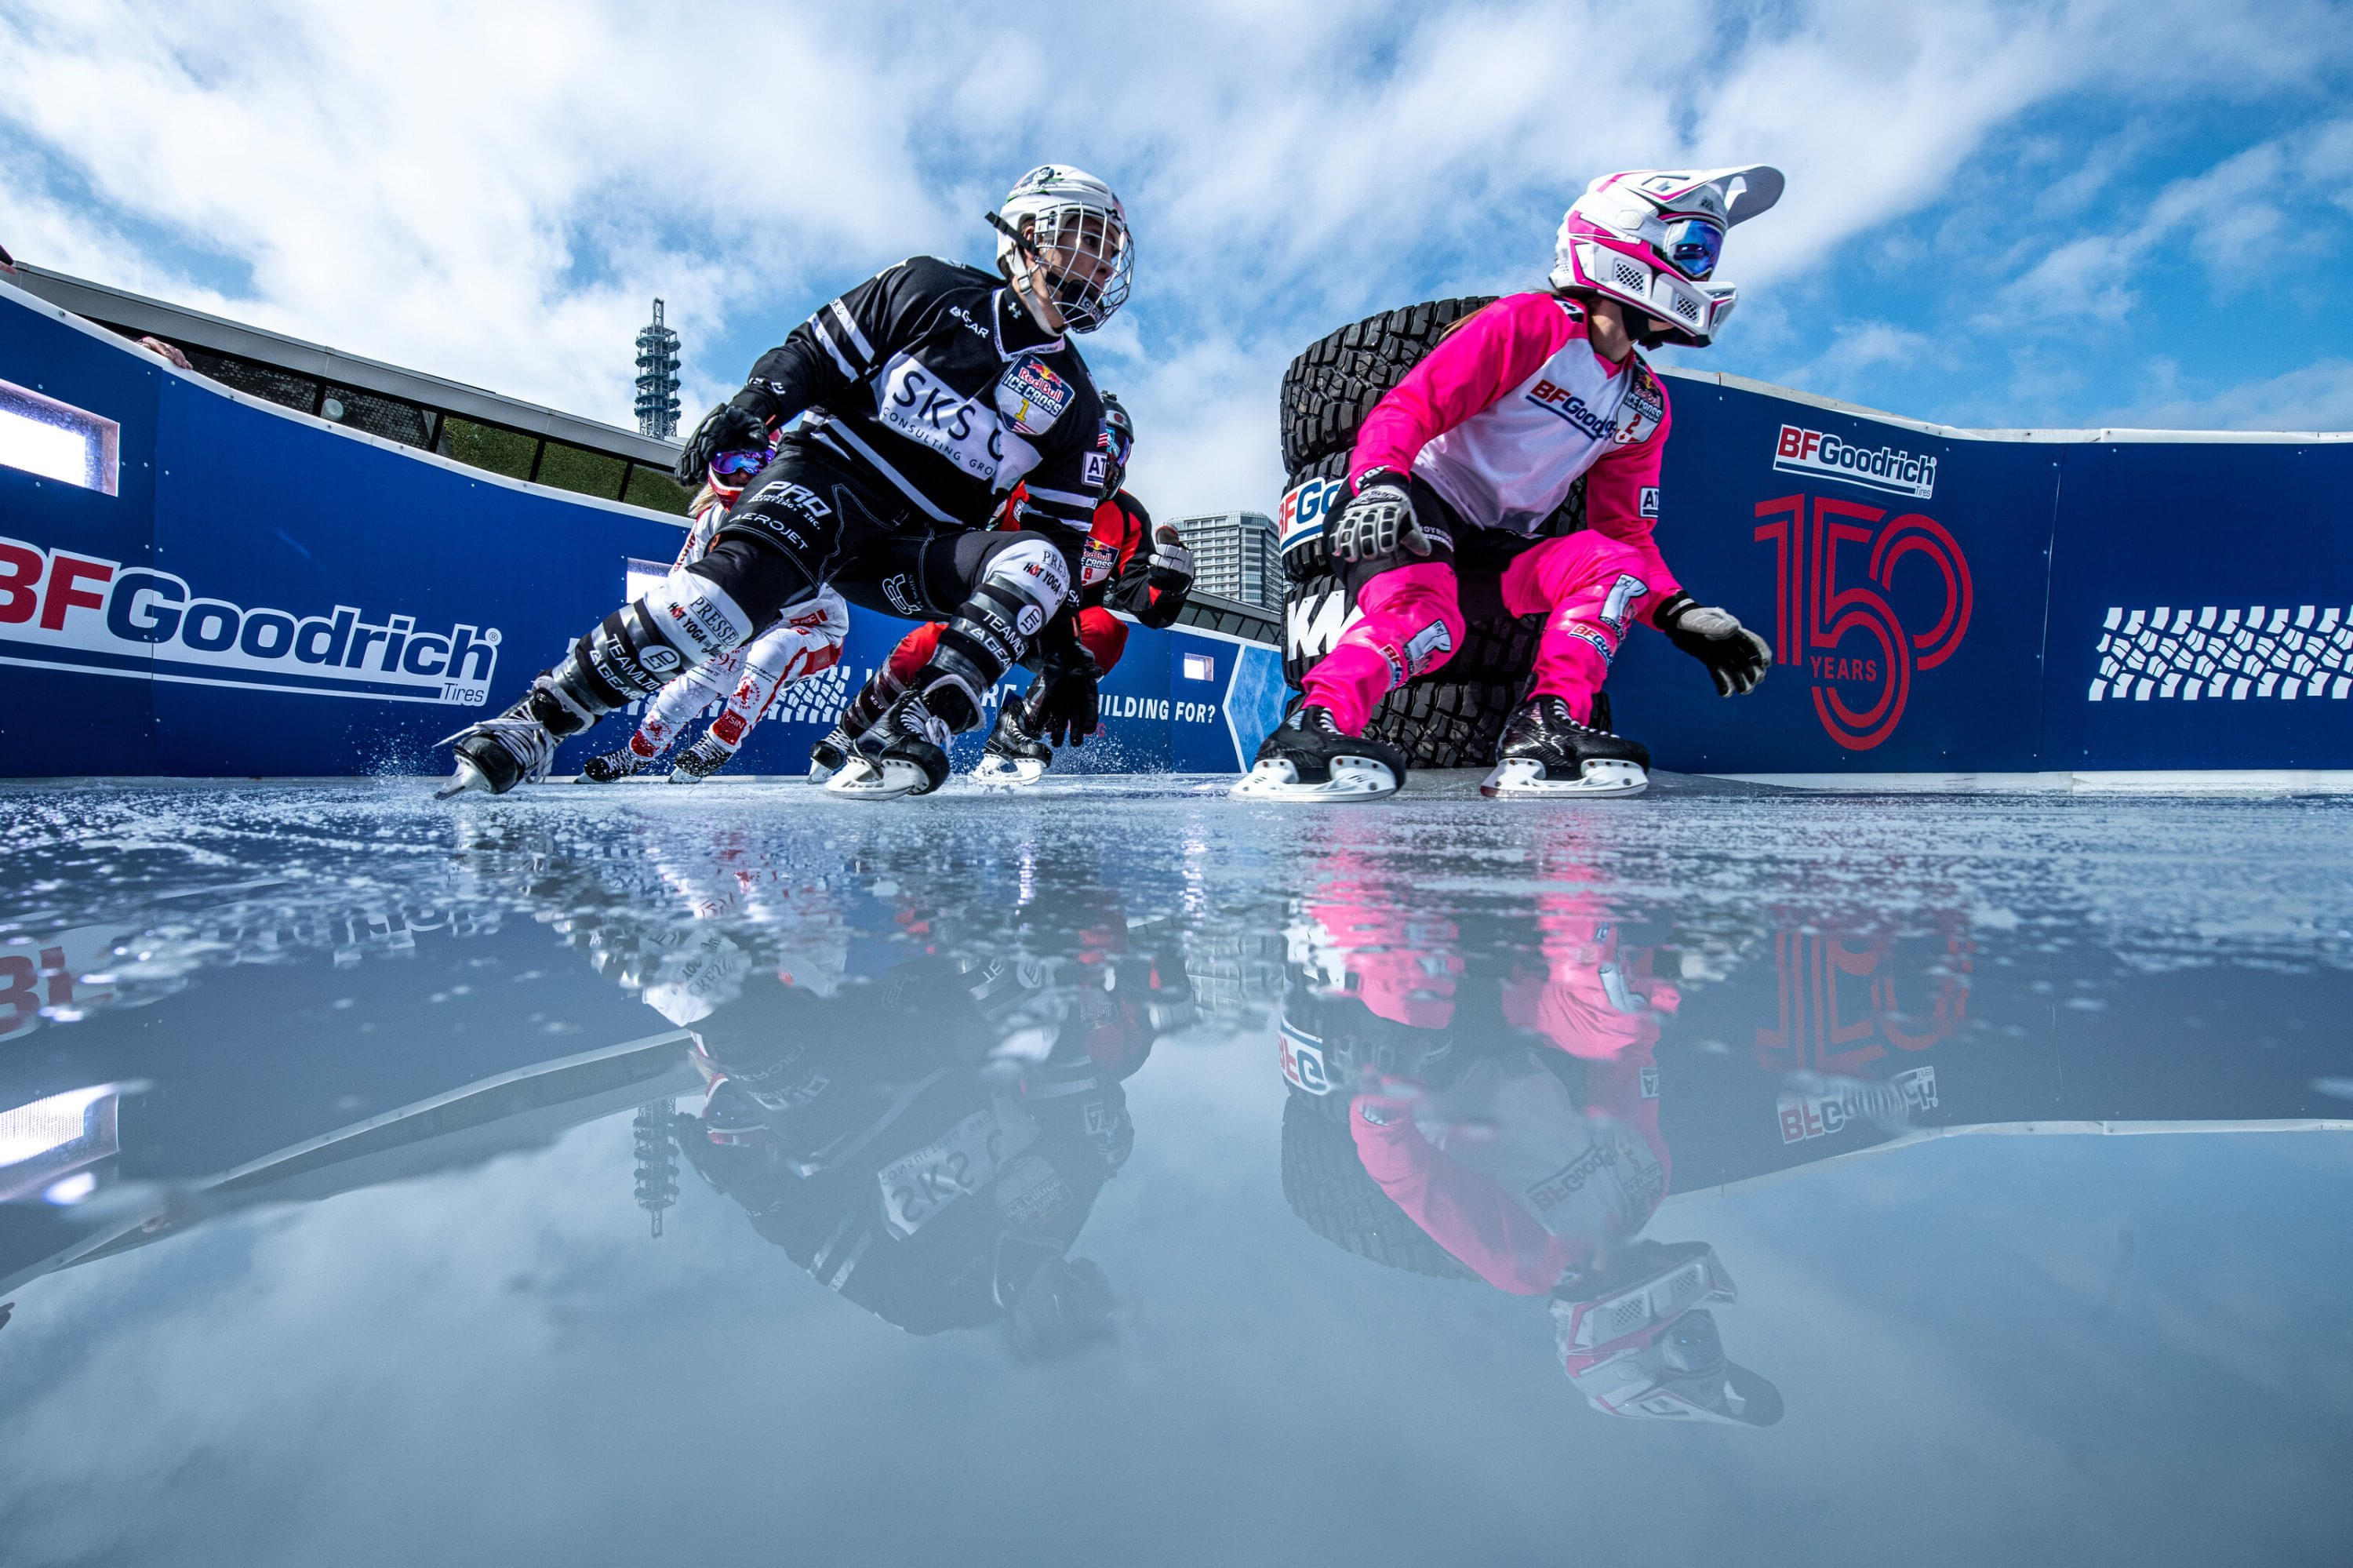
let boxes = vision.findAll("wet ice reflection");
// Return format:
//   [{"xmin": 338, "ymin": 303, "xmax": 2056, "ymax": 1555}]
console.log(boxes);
[{"xmin": 1, "ymin": 779, "xmax": 2351, "ymax": 1565}]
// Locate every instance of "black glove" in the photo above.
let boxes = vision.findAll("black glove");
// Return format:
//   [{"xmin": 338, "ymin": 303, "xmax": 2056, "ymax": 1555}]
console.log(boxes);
[
  {"xmin": 1327, "ymin": 471, "xmax": 1429, "ymax": 563},
  {"xmin": 1023, "ymin": 645, "xmax": 1102, "ymax": 748},
  {"xmin": 675, "ymin": 401, "xmax": 773, "ymax": 486},
  {"xmin": 1144, "ymin": 526, "xmax": 1194, "ymax": 595},
  {"xmin": 1654, "ymin": 591, "xmax": 1772, "ymax": 697}
]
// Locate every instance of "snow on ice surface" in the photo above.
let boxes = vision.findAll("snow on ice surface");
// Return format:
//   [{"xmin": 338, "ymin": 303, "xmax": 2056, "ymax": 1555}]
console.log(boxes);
[{"xmin": 2, "ymin": 775, "xmax": 2352, "ymax": 1568}]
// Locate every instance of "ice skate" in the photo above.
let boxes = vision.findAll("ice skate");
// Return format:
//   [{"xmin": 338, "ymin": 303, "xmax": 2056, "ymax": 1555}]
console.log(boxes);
[
  {"xmin": 808, "ymin": 726, "xmax": 855, "ymax": 784},
  {"xmin": 1231, "ymin": 704, "xmax": 1407, "ymax": 802},
  {"xmin": 579, "ymin": 744, "xmax": 655, "ymax": 783},
  {"xmin": 436, "ymin": 706, "xmax": 558, "ymax": 799},
  {"xmin": 1478, "ymin": 696, "xmax": 1649, "ymax": 799},
  {"xmin": 974, "ymin": 701, "xmax": 1050, "ymax": 788},
  {"xmin": 668, "ymin": 737, "xmax": 735, "ymax": 784},
  {"xmin": 822, "ymin": 695, "xmax": 951, "ymax": 802}
]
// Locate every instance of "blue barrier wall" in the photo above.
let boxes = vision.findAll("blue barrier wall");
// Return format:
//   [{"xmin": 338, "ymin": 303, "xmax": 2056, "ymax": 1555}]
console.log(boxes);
[
  {"xmin": 1601, "ymin": 370, "xmax": 2353, "ymax": 773},
  {"xmin": 11, "ymin": 275, "xmax": 2348, "ymax": 780},
  {"xmin": 0, "ymin": 282, "xmax": 1286, "ymax": 779}
]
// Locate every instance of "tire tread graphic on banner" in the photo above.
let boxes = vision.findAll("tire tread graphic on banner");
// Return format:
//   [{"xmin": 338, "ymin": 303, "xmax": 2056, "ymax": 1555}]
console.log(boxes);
[{"xmin": 2089, "ymin": 604, "xmax": 2353, "ymax": 702}]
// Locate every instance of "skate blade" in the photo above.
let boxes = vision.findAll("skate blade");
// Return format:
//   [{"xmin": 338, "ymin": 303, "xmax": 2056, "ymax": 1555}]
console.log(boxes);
[
  {"xmin": 1229, "ymin": 757, "xmax": 1400, "ymax": 802},
  {"xmin": 1478, "ymin": 758, "xmax": 1649, "ymax": 799},
  {"xmin": 821, "ymin": 756, "xmax": 926, "ymax": 802},
  {"xmin": 435, "ymin": 758, "xmax": 490, "ymax": 801},
  {"xmin": 806, "ymin": 761, "xmax": 841, "ymax": 785},
  {"xmin": 974, "ymin": 754, "xmax": 1047, "ymax": 788}
]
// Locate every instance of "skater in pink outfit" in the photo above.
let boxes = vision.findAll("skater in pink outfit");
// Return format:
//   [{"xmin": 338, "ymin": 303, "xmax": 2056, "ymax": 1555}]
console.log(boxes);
[{"xmin": 1237, "ymin": 166, "xmax": 1786, "ymax": 803}]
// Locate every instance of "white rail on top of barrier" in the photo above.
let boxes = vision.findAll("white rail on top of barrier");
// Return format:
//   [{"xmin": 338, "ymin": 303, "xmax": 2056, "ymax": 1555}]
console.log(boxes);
[
  {"xmin": 1659, "ymin": 366, "xmax": 2353, "ymax": 445},
  {"xmin": 1707, "ymin": 769, "xmax": 2353, "ymax": 794}
]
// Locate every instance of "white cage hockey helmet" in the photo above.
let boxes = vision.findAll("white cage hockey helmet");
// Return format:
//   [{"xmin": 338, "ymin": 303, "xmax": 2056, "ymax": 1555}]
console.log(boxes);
[
  {"xmin": 1550, "ymin": 166, "xmax": 1784, "ymax": 347},
  {"xmin": 990, "ymin": 165, "xmax": 1134, "ymax": 333}
]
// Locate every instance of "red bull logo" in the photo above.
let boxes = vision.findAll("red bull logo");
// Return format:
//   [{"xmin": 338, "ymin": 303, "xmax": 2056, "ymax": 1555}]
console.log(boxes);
[
  {"xmin": 1754, "ymin": 494, "xmax": 1972, "ymax": 750},
  {"xmin": 0, "ymin": 533, "xmax": 501, "ymax": 705}
]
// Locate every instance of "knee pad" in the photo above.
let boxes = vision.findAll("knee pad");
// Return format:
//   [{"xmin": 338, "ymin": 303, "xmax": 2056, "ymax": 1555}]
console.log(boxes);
[
  {"xmin": 562, "ymin": 572, "xmax": 753, "ymax": 709},
  {"xmin": 644, "ymin": 568, "xmax": 757, "ymax": 662},
  {"xmin": 981, "ymin": 535, "xmax": 1072, "ymax": 620}
]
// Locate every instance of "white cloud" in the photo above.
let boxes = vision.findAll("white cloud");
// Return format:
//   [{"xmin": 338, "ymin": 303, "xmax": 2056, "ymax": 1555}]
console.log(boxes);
[
  {"xmin": 1993, "ymin": 115, "xmax": 2353, "ymax": 328},
  {"xmin": 5, "ymin": 0, "xmax": 2353, "ymax": 512},
  {"xmin": 2115, "ymin": 355, "xmax": 2353, "ymax": 431}
]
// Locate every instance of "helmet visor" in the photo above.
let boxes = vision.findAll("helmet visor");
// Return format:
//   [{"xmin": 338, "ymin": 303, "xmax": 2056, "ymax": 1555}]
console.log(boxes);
[
  {"xmin": 1031, "ymin": 205, "xmax": 1133, "ymax": 333},
  {"xmin": 1096, "ymin": 418, "xmax": 1133, "ymax": 472},
  {"xmin": 1661, "ymin": 217, "xmax": 1725, "ymax": 280}
]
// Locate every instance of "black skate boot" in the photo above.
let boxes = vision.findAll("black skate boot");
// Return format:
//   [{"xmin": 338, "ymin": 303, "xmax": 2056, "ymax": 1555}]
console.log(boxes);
[
  {"xmin": 1479, "ymin": 695, "xmax": 1650, "ymax": 799},
  {"xmin": 808, "ymin": 726, "xmax": 855, "ymax": 784},
  {"xmin": 822, "ymin": 693, "xmax": 951, "ymax": 802},
  {"xmin": 1230, "ymin": 704, "xmax": 1409, "ymax": 802},
  {"xmin": 668, "ymin": 736, "xmax": 736, "ymax": 784},
  {"xmin": 438, "ymin": 676, "xmax": 586, "ymax": 798},
  {"xmin": 974, "ymin": 698, "xmax": 1052, "ymax": 788},
  {"xmin": 579, "ymin": 742, "xmax": 656, "ymax": 783},
  {"xmin": 809, "ymin": 661, "xmax": 910, "ymax": 784}
]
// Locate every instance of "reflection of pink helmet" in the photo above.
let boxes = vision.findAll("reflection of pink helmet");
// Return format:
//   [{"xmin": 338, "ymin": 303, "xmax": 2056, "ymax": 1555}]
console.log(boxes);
[
  {"xmin": 1548, "ymin": 166, "xmax": 1784, "ymax": 347},
  {"xmin": 1552, "ymin": 1241, "xmax": 1782, "ymax": 1424}
]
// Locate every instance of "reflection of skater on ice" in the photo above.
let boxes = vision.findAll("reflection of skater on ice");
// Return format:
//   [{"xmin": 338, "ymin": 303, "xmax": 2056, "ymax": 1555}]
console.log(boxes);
[{"xmin": 1278, "ymin": 839, "xmax": 1780, "ymax": 1423}]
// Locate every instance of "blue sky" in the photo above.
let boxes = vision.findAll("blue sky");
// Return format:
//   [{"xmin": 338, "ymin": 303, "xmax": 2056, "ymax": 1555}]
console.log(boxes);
[{"xmin": 3, "ymin": 0, "xmax": 2351, "ymax": 517}]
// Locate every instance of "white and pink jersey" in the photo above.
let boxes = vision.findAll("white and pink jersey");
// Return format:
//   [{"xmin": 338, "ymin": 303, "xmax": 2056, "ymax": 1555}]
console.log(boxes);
[{"xmin": 1351, "ymin": 292, "xmax": 1679, "ymax": 612}]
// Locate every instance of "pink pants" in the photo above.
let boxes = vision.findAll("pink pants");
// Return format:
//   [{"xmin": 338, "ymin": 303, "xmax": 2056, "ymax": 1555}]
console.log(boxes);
[{"xmin": 1300, "ymin": 533, "xmax": 1657, "ymax": 733}]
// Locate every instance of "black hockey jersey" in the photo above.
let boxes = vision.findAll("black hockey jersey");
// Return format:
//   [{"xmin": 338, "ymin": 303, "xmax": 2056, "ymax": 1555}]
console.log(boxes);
[{"xmin": 732, "ymin": 256, "xmax": 1107, "ymax": 533}]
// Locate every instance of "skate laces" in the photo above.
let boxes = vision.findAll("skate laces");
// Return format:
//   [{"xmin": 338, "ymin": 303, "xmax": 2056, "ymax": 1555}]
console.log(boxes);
[{"xmin": 467, "ymin": 716, "xmax": 556, "ymax": 784}]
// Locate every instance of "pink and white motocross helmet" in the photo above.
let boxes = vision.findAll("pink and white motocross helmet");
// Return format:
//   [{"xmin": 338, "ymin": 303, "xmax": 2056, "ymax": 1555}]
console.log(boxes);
[{"xmin": 1549, "ymin": 166, "xmax": 1784, "ymax": 347}]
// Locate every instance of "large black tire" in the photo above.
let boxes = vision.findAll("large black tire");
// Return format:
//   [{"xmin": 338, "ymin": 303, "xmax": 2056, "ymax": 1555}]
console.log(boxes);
[
  {"xmin": 1275, "ymin": 296, "xmax": 1609, "ymax": 769},
  {"xmin": 1278, "ymin": 297, "xmax": 1499, "ymax": 471},
  {"xmin": 1279, "ymin": 1093, "xmax": 1474, "ymax": 1281},
  {"xmin": 1365, "ymin": 678, "xmax": 1526, "ymax": 769}
]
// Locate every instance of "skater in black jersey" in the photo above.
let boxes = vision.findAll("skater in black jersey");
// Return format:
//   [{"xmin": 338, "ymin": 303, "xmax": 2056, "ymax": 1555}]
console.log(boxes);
[{"xmin": 439, "ymin": 166, "xmax": 1134, "ymax": 802}]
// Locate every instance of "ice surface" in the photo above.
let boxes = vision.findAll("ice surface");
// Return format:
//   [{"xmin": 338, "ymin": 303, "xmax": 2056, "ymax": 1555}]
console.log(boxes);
[{"xmin": 2, "ymin": 773, "xmax": 2351, "ymax": 1566}]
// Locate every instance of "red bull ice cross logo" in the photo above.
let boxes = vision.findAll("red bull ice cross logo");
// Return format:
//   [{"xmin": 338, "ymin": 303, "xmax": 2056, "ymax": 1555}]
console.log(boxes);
[{"xmin": 1754, "ymin": 493, "xmax": 1972, "ymax": 751}]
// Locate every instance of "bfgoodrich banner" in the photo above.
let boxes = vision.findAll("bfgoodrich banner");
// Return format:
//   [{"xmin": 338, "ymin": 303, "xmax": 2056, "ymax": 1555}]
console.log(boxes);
[{"xmin": 0, "ymin": 281, "xmax": 1283, "ymax": 778}]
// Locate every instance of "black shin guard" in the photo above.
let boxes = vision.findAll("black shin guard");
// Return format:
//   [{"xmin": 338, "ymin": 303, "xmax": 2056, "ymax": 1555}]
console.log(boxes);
[
  {"xmin": 532, "ymin": 600, "xmax": 692, "ymax": 738},
  {"xmin": 919, "ymin": 580, "xmax": 1038, "ymax": 733}
]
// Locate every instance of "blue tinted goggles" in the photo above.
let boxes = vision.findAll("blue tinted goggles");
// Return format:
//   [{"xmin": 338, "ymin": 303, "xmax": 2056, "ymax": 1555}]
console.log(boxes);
[
  {"xmin": 709, "ymin": 446, "xmax": 773, "ymax": 478},
  {"xmin": 1096, "ymin": 424, "xmax": 1133, "ymax": 469},
  {"xmin": 1661, "ymin": 217, "xmax": 1724, "ymax": 280}
]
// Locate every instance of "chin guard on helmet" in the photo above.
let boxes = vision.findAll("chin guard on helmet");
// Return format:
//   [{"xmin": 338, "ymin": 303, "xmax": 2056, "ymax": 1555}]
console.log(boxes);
[
  {"xmin": 1550, "ymin": 165, "xmax": 1784, "ymax": 347},
  {"xmin": 990, "ymin": 164, "xmax": 1133, "ymax": 333},
  {"xmin": 1551, "ymin": 1240, "xmax": 1783, "ymax": 1425}
]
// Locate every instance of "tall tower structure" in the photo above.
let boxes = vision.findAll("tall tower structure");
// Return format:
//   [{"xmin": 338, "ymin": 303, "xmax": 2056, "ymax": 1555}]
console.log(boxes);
[{"xmin": 634, "ymin": 298, "xmax": 681, "ymax": 440}]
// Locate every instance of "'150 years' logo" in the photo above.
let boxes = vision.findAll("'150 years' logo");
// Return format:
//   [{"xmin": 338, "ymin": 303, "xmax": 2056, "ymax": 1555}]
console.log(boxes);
[{"xmin": 1754, "ymin": 493, "xmax": 1973, "ymax": 750}]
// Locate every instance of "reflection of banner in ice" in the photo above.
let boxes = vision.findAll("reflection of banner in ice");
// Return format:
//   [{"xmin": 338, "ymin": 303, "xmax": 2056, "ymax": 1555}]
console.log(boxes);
[
  {"xmin": 1752, "ymin": 923, "xmax": 1970, "ymax": 1075},
  {"xmin": 1776, "ymin": 1067, "xmax": 1937, "ymax": 1144}
]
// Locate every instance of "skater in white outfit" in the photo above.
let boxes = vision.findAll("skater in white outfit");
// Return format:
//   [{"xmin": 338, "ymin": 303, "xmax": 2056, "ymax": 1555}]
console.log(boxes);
[{"xmin": 580, "ymin": 447, "xmax": 851, "ymax": 784}]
